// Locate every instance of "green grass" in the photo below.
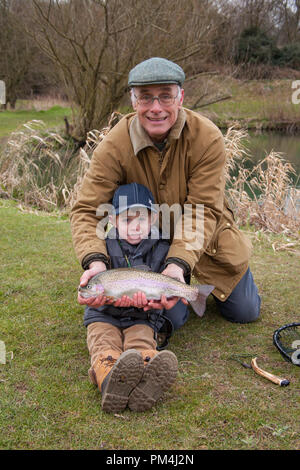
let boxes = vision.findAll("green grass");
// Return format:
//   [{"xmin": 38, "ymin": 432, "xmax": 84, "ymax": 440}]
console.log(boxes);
[
  {"xmin": 189, "ymin": 78, "xmax": 300, "ymax": 130},
  {"xmin": 0, "ymin": 199, "xmax": 299, "ymax": 450},
  {"xmin": 0, "ymin": 105, "xmax": 72, "ymax": 138}
]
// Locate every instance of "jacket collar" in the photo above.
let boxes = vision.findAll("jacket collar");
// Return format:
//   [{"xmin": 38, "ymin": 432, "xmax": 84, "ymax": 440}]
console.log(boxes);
[{"xmin": 129, "ymin": 107, "xmax": 186, "ymax": 156}]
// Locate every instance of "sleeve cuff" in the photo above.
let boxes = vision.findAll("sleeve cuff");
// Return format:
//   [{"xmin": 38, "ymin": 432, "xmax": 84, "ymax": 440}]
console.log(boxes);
[
  {"xmin": 81, "ymin": 253, "xmax": 110, "ymax": 270},
  {"xmin": 164, "ymin": 257, "xmax": 191, "ymax": 276}
]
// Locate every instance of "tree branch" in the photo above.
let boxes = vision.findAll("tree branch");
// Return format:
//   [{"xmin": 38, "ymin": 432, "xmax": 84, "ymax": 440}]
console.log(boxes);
[{"xmin": 192, "ymin": 94, "xmax": 232, "ymax": 110}]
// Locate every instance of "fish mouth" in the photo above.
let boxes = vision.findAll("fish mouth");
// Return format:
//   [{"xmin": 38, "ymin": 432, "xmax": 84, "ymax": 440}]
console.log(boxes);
[
  {"xmin": 78, "ymin": 282, "xmax": 104, "ymax": 298},
  {"xmin": 78, "ymin": 288, "xmax": 98, "ymax": 298},
  {"xmin": 79, "ymin": 292, "xmax": 89, "ymax": 299}
]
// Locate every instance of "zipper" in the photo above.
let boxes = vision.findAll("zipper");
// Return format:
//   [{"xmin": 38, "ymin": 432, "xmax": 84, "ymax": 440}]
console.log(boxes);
[{"xmin": 117, "ymin": 240, "xmax": 132, "ymax": 268}]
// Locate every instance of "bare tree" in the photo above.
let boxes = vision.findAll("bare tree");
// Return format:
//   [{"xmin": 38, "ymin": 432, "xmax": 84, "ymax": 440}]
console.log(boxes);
[
  {"xmin": 0, "ymin": 0, "xmax": 35, "ymax": 108},
  {"xmin": 28, "ymin": 0, "xmax": 223, "ymax": 141},
  {"xmin": 277, "ymin": 0, "xmax": 300, "ymax": 44},
  {"xmin": 0, "ymin": 0, "xmax": 61, "ymax": 109},
  {"xmin": 220, "ymin": 0, "xmax": 284, "ymax": 35}
]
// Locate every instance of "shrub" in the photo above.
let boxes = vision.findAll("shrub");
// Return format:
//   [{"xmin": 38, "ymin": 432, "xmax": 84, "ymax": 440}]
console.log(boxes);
[
  {"xmin": 235, "ymin": 27, "xmax": 279, "ymax": 66},
  {"xmin": 275, "ymin": 43, "xmax": 300, "ymax": 70}
]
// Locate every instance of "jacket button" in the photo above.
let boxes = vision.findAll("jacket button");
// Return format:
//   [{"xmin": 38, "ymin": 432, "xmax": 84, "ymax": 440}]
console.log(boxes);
[
  {"xmin": 220, "ymin": 294, "xmax": 225, "ymax": 299},
  {"xmin": 212, "ymin": 249, "xmax": 216, "ymax": 254},
  {"xmin": 226, "ymin": 223, "xmax": 231, "ymax": 227}
]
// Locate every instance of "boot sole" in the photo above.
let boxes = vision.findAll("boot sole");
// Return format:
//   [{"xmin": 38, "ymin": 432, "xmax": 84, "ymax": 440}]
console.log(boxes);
[
  {"xmin": 128, "ymin": 350, "xmax": 178, "ymax": 412},
  {"xmin": 101, "ymin": 349, "xmax": 144, "ymax": 413}
]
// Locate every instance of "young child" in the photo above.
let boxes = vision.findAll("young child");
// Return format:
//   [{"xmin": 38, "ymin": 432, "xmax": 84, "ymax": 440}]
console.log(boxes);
[{"xmin": 79, "ymin": 183, "xmax": 190, "ymax": 413}]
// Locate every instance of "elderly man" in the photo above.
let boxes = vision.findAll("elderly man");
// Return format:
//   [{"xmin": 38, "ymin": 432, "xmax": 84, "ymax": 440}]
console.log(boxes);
[{"xmin": 71, "ymin": 57, "xmax": 261, "ymax": 324}]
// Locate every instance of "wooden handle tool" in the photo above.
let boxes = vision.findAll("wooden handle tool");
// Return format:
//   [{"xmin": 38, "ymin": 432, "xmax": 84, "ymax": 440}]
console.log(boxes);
[{"xmin": 251, "ymin": 357, "xmax": 290, "ymax": 386}]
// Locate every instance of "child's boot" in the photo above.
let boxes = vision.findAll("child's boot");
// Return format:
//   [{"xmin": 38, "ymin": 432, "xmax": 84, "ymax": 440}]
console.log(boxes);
[
  {"xmin": 128, "ymin": 349, "xmax": 178, "ymax": 412},
  {"xmin": 93, "ymin": 349, "xmax": 144, "ymax": 413}
]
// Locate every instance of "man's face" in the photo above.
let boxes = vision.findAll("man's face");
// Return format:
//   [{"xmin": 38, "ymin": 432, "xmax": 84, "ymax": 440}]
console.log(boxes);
[{"xmin": 132, "ymin": 84, "xmax": 184, "ymax": 142}]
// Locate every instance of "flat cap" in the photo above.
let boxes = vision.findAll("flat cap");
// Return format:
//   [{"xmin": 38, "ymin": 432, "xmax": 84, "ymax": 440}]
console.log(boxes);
[{"xmin": 128, "ymin": 57, "xmax": 185, "ymax": 87}]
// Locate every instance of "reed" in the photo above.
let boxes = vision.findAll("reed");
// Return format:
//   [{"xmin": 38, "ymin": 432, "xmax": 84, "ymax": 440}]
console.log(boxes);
[
  {"xmin": 224, "ymin": 127, "xmax": 299, "ymax": 243},
  {"xmin": 0, "ymin": 117, "xmax": 299, "ymax": 246},
  {"xmin": 0, "ymin": 120, "xmax": 78, "ymax": 211}
]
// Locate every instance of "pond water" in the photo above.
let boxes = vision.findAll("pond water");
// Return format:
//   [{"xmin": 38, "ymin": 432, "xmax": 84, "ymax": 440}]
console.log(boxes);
[{"xmin": 243, "ymin": 132, "xmax": 300, "ymax": 184}]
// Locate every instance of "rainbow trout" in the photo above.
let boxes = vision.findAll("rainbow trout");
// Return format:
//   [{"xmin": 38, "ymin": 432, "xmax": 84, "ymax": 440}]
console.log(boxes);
[{"xmin": 78, "ymin": 268, "xmax": 214, "ymax": 317}]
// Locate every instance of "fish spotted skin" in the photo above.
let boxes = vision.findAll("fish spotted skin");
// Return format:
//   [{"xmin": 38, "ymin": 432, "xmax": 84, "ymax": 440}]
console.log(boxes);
[{"xmin": 78, "ymin": 268, "xmax": 214, "ymax": 317}]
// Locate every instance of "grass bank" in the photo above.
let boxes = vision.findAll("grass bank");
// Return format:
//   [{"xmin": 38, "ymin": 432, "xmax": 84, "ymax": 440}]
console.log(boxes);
[
  {"xmin": 0, "ymin": 199, "xmax": 299, "ymax": 450},
  {"xmin": 184, "ymin": 77, "xmax": 300, "ymax": 132},
  {"xmin": 0, "ymin": 105, "xmax": 72, "ymax": 139}
]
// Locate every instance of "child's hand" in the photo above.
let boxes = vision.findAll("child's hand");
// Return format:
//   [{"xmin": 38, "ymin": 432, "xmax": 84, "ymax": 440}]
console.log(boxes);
[
  {"xmin": 112, "ymin": 295, "xmax": 133, "ymax": 308},
  {"xmin": 113, "ymin": 292, "xmax": 148, "ymax": 309},
  {"xmin": 78, "ymin": 292, "xmax": 109, "ymax": 307},
  {"xmin": 132, "ymin": 292, "xmax": 148, "ymax": 309},
  {"xmin": 144, "ymin": 295, "xmax": 188, "ymax": 311}
]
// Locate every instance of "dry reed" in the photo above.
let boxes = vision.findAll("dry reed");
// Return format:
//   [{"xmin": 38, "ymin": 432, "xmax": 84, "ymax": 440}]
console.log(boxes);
[
  {"xmin": 0, "ymin": 120, "xmax": 78, "ymax": 211},
  {"xmin": 224, "ymin": 126, "xmax": 299, "ymax": 250},
  {"xmin": 0, "ymin": 116, "xmax": 299, "ymax": 251}
]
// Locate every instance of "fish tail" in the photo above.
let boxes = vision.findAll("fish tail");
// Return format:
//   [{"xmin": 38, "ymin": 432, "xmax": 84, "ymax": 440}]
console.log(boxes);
[{"xmin": 190, "ymin": 285, "xmax": 215, "ymax": 317}]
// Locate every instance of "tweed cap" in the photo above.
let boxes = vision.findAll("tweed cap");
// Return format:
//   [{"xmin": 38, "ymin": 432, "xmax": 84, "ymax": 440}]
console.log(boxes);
[{"xmin": 128, "ymin": 57, "xmax": 185, "ymax": 87}]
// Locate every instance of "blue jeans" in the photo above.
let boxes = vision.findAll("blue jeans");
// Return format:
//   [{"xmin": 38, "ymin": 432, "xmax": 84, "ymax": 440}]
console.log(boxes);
[{"xmin": 213, "ymin": 268, "xmax": 261, "ymax": 323}]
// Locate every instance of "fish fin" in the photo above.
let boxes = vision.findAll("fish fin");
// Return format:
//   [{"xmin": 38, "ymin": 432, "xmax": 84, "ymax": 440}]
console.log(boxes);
[
  {"xmin": 190, "ymin": 285, "xmax": 215, "ymax": 317},
  {"xmin": 131, "ymin": 265, "xmax": 151, "ymax": 272}
]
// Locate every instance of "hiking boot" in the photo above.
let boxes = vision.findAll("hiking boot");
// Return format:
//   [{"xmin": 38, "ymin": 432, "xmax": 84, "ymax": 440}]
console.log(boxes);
[
  {"xmin": 93, "ymin": 349, "xmax": 144, "ymax": 413},
  {"xmin": 140, "ymin": 349, "xmax": 158, "ymax": 365},
  {"xmin": 88, "ymin": 349, "xmax": 119, "ymax": 387},
  {"xmin": 128, "ymin": 350, "xmax": 178, "ymax": 412}
]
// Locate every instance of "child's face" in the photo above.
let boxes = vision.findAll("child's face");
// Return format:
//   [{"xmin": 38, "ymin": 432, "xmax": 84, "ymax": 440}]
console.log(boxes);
[{"xmin": 115, "ymin": 207, "xmax": 155, "ymax": 245}]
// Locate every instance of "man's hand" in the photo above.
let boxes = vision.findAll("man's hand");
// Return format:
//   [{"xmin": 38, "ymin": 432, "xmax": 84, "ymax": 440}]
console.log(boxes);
[
  {"xmin": 162, "ymin": 263, "xmax": 186, "ymax": 283},
  {"xmin": 143, "ymin": 263, "xmax": 188, "ymax": 311},
  {"xmin": 78, "ymin": 261, "xmax": 111, "ymax": 307}
]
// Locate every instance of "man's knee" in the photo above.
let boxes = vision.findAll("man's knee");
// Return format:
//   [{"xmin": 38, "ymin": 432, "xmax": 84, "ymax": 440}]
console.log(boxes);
[
  {"xmin": 217, "ymin": 295, "xmax": 261, "ymax": 323},
  {"xmin": 215, "ymin": 268, "xmax": 261, "ymax": 324},
  {"xmin": 239, "ymin": 298, "xmax": 261, "ymax": 323}
]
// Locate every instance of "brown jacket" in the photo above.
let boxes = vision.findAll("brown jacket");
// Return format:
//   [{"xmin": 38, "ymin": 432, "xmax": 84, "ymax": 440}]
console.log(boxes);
[{"xmin": 70, "ymin": 108, "xmax": 251, "ymax": 301}]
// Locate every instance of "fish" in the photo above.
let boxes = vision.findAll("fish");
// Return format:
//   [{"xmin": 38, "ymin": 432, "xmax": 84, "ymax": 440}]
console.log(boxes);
[{"xmin": 78, "ymin": 267, "xmax": 214, "ymax": 317}]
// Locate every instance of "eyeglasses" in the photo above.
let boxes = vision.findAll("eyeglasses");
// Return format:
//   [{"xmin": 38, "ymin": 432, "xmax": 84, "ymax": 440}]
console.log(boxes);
[{"xmin": 133, "ymin": 90, "xmax": 180, "ymax": 107}]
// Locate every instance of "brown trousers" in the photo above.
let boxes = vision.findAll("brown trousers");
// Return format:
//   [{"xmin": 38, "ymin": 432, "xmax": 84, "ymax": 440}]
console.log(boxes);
[{"xmin": 87, "ymin": 322, "xmax": 157, "ymax": 368}]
